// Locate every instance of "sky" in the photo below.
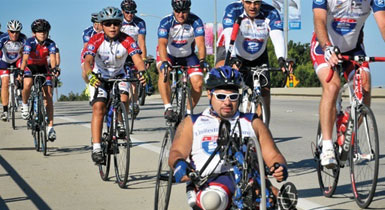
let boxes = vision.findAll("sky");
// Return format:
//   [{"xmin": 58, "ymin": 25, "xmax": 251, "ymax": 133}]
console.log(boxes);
[{"xmin": 1, "ymin": 0, "xmax": 384, "ymax": 96}]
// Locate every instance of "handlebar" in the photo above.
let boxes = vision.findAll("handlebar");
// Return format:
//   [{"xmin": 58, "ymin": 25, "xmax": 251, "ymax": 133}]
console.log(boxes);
[{"xmin": 163, "ymin": 65, "xmax": 199, "ymax": 83}]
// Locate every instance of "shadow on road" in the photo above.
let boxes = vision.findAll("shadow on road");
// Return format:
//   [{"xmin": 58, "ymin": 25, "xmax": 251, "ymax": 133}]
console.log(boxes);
[
  {"xmin": 48, "ymin": 145, "xmax": 91, "ymax": 157},
  {"xmin": 54, "ymin": 121, "xmax": 91, "ymax": 127},
  {"xmin": 132, "ymin": 141, "xmax": 159, "ymax": 148},
  {"xmin": 287, "ymin": 158, "xmax": 316, "ymax": 177},
  {"xmin": 0, "ymin": 147, "xmax": 36, "ymax": 151},
  {"xmin": 0, "ymin": 155, "xmax": 52, "ymax": 210},
  {"xmin": 127, "ymin": 170, "xmax": 157, "ymax": 189},
  {"xmin": 274, "ymin": 136, "xmax": 301, "ymax": 143}
]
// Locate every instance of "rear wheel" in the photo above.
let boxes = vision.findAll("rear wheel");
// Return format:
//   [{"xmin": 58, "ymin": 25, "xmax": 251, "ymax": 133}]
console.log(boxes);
[
  {"xmin": 114, "ymin": 102, "xmax": 131, "ymax": 188},
  {"xmin": 154, "ymin": 127, "xmax": 174, "ymax": 210},
  {"xmin": 315, "ymin": 122, "xmax": 340, "ymax": 197},
  {"xmin": 350, "ymin": 105, "xmax": 379, "ymax": 208}
]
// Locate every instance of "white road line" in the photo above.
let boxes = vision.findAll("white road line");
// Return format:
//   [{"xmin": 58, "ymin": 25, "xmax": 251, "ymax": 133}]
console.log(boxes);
[{"xmin": 56, "ymin": 116, "xmax": 331, "ymax": 210}]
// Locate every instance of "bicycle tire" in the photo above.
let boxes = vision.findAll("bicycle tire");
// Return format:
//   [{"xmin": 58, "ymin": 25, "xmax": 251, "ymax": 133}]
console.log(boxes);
[
  {"xmin": 38, "ymin": 91, "xmax": 48, "ymax": 156},
  {"xmin": 33, "ymin": 130, "xmax": 40, "ymax": 151},
  {"xmin": 113, "ymin": 102, "xmax": 131, "ymax": 188},
  {"xmin": 154, "ymin": 127, "xmax": 174, "ymax": 210},
  {"xmin": 98, "ymin": 116, "xmax": 112, "ymax": 181},
  {"xmin": 315, "ymin": 122, "xmax": 340, "ymax": 197},
  {"xmin": 10, "ymin": 84, "xmax": 16, "ymax": 129},
  {"xmin": 350, "ymin": 105, "xmax": 379, "ymax": 208},
  {"xmin": 129, "ymin": 84, "xmax": 135, "ymax": 134},
  {"xmin": 254, "ymin": 96, "xmax": 268, "ymax": 126},
  {"xmin": 139, "ymin": 83, "xmax": 146, "ymax": 106},
  {"xmin": 177, "ymin": 87, "xmax": 186, "ymax": 124}
]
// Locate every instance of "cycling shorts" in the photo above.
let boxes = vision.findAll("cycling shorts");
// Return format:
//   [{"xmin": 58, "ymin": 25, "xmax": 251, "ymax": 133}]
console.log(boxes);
[
  {"xmin": 23, "ymin": 64, "xmax": 53, "ymax": 86},
  {"xmin": 238, "ymin": 49, "xmax": 270, "ymax": 89},
  {"xmin": 0, "ymin": 60, "xmax": 20, "ymax": 78},
  {"xmin": 89, "ymin": 75, "xmax": 129, "ymax": 106},
  {"xmin": 156, "ymin": 47, "xmax": 203, "ymax": 77},
  {"xmin": 310, "ymin": 33, "xmax": 369, "ymax": 80}
]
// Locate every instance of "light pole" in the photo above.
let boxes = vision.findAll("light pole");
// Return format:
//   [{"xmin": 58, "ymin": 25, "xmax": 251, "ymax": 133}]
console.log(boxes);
[{"xmin": 214, "ymin": 0, "xmax": 217, "ymax": 62}]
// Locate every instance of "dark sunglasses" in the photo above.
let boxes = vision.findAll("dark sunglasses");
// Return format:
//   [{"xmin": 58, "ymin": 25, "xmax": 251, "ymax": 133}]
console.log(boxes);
[
  {"xmin": 10, "ymin": 31, "xmax": 20, "ymax": 34},
  {"xmin": 244, "ymin": 1, "xmax": 262, "ymax": 5},
  {"xmin": 124, "ymin": 10, "xmax": 137, "ymax": 14},
  {"xmin": 212, "ymin": 92, "xmax": 240, "ymax": 101},
  {"xmin": 102, "ymin": 20, "xmax": 122, "ymax": 27},
  {"xmin": 174, "ymin": 9, "xmax": 190, "ymax": 14}
]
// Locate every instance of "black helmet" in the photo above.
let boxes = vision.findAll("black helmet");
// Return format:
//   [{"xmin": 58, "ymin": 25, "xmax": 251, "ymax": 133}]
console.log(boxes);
[
  {"xmin": 121, "ymin": 0, "xmax": 137, "ymax": 13},
  {"xmin": 205, "ymin": 66, "xmax": 242, "ymax": 90},
  {"xmin": 31, "ymin": 19, "xmax": 51, "ymax": 33},
  {"xmin": 91, "ymin": 12, "xmax": 100, "ymax": 23},
  {"xmin": 171, "ymin": 0, "xmax": 191, "ymax": 11}
]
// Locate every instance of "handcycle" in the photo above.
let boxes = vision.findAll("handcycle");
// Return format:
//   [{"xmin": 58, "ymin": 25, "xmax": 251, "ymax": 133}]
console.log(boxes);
[
  {"xmin": 154, "ymin": 64, "xmax": 196, "ymax": 210},
  {"xmin": 7, "ymin": 65, "xmax": 22, "ymax": 129},
  {"xmin": 312, "ymin": 55, "xmax": 385, "ymax": 208},
  {"xmin": 26, "ymin": 71, "xmax": 56, "ymax": 156},
  {"xmin": 93, "ymin": 73, "xmax": 135, "ymax": 188},
  {"xmin": 155, "ymin": 119, "xmax": 298, "ymax": 210},
  {"xmin": 138, "ymin": 58, "xmax": 155, "ymax": 106}
]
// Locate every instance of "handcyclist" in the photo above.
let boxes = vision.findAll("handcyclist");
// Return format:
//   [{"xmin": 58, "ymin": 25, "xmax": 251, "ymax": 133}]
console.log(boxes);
[
  {"xmin": 81, "ymin": 6, "xmax": 146, "ymax": 164},
  {"xmin": 311, "ymin": 0, "xmax": 385, "ymax": 168},
  {"xmin": 0, "ymin": 20, "xmax": 27, "ymax": 121},
  {"xmin": 120, "ymin": 0, "xmax": 153, "ymax": 115},
  {"xmin": 157, "ymin": 0, "xmax": 208, "ymax": 122},
  {"xmin": 216, "ymin": 0, "xmax": 292, "ymax": 127},
  {"xmin": 20, "ymin": 19, "xmax": 59, "ymax": 141},
  {"xmin": 169, "ymin": 66, "xmax": 288, "ymax": 210}
]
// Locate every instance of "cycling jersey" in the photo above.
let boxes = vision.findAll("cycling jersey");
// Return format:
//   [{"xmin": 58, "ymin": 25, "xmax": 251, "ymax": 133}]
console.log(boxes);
[
  {"xmin": 84, "ymin": 33, "xmax": 142, "ymax": 78},
  {"xmin": 121, "ymin": 16, "xmax": 146, "ymax": 41},
  {"xmin": 218, "ymin": 1, "xmax": 285, "ymax": 61},
  {"xmin": 82, "ymin": 26, "xmax": 99, "ymax": 44},
  {"xmin": 157, "ymin": 13, "xmax": 205, "ymax": 58},
  {"xmin": 0, "ymin": 32, "xmax": 27, "ymax": 65},
  {"xmin": 23, "ymin": 37, "xmax": 56, "ymax": 66},
  {"xmin": 190, "ymin": 108, "xmax": 257, "ymax": 177},
  {"xmin": 312, "ymin": 0, "xmax": 385, "ymax": 53}
]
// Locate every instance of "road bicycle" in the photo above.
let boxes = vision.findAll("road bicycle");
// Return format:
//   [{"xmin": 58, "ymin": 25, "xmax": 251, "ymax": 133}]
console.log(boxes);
[
  {"xmin": 95, "ymin": 74, "xmax": 135, "ymax": 188},
  {"xmin": 138, "ymin": 58, "xmax": 155, "ymax": 106},
  {"xmin": 27, "ymin": 72, "xmax": 55, "ymax": 156},
  {"xmin": 312, "ymin": 55, "xmax": 385, "ymax": 208},
  {"xmin": 239, "ymin": 65, "xmax": 286, "ymax": 126},
  {"xmin": 7, "ymin": 65, "xmax": 22, "ymax": 129},
  {"xmin": 154, "ymin": 64, "xmax": 196, "ymax": 210},
  {"xmin": 155, "ymin": 119, "xmax": 298, "ymax": 210}
]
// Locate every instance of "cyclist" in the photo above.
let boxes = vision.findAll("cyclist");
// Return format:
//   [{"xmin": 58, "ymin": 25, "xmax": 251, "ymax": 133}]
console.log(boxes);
[
  {"xmin": 0, "ymin": 23, "xmax": 3, "ymax": 35},
  {"xmin": 20, "ymin": 19, "xmax": 59, "ymax": 141},
  {"xmin": 120, "ymin": 0, "xmax": 153, "ymax": 115},
  {"xmin": 157, "ymin": 0, "xmax": 208, "ymax": 122},
  {"xmin": 169, "ymin": 66, "xmax": 288, "ymax": 210},
  {"xmin": 82, "ymin": 12, "xmax": 103, "ymax": 47},
  {"xmin": 216, "ymin": 0, "xmax": 292, "ymax": 127},
  {"xmin": 81, "ymin": 6, "xmax": 146, "ymax": 164},
  {"xmin": 311, "ymin": 0, "xmax": 385, "ymax": 168},
  {"xmin": 0, "ymin": 20, "xmax": 27, "ymax": 121}
]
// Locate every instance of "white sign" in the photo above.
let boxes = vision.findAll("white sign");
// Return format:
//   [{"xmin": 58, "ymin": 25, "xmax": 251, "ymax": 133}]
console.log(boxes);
[{"xmin": 272, "ymin": 0, "xmax": 301, "ymax": 30}]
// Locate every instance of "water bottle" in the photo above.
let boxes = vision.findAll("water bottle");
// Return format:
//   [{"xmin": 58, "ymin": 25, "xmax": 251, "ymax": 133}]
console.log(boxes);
[
  {"xmin": 186, "ymin": 182, "xmax": 196, "ymax": 207},
  {"xmin": 107, "ymin": 106, "xmax": 113, "ymax": 127},
  {"xmin": 339, "ymin": 107, "xmax": 351, "ymax": 164}
]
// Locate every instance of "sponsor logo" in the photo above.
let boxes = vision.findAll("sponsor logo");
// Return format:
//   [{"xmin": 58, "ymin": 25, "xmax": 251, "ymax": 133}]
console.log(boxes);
[
  {"xmin": 87, "ymin": 44, "xmax": 95, "ymax": 51},
  {"xmin": 171, "ymin": 39, "xmax": 188, "ymax": 48},
  {"xmin": 374, "ymin": 0, "xmax": 385, "ymax": 7},
  {"xmin": 196, "ymin": 26, "xmax": 204, "ymax": 34},
  {"xmin": 202, "ymin": 136, "xmax": 218, "ymax": 154},
  {"xmin": 223, "ymin": 18, "xmax": 233, "ymax": 26},
  {"xmin": 332, "ymin": 18, "xmax": 357, "ymax": 35},
  {"xmin": 313, "ymin": 0, "xmax": 325, "ymax": 5},
  {"xmin": 242, "ymin": 38, "xmax": 264, "ymax": 54},
  {"xmin": 158, "ymin": 28, "xmax": 167, "ymax": 36},
  {"xmin": 130, "ymin": 42, "xmax": 138, "ymax": 49},
  {"xmin": 24, "ymin": 45, "xmax": 31, "ymax": 52}
]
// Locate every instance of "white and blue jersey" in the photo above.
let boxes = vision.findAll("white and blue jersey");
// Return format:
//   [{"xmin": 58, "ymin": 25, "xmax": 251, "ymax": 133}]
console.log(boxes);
[
  {"xmin": 121, "ymin": 16, "xmax": 146, "ymax": 41},
  {"xmin": 82, "ymin": 26, "xmax": 99, "ymax": 44},
  {"xmin": 0, "ymin": 32, "xmax": 27, "ymax": 67},
  {"xmin": 313, "ymin": 0, "xmax": 385, "ymax": 53},
  {"xmin": 190, "ymin": 108, "xmax": 257, "ymax": 177},
  {"xmin": 218, "ymin": 1, "xmax": 285, "ymax": 61},
  {"xmin": 157, "ymin": 13, "xmax": 205, "ymax": 58}
]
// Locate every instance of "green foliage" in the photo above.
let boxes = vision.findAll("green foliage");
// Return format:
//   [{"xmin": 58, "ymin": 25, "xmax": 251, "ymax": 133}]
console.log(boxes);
[{"xmin": 58, "ymin": 90, "xmax": 88, "ymax": 101}]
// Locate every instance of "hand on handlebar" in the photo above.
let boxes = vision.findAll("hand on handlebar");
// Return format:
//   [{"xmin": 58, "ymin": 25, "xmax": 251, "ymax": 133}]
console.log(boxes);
[
  {"xmin": 268, "ymin": 162, "xmax": 288, "ymax": 183},
  {"xmin": 199, "ymin": 59, "xmax": 209, "ymax": 72},
  {"xmin": 324, "ymin": 45, "xmax": 342, "ymax": 67},
  {"xmin": 138, "ymin": 71, "xmax": 147, "ymax": 85},
  {"xmin": 278, "ymin": 57, "xmax": 293, "ymax": 74},
  {"xmin": 173, "ymin": 159, "xmax": 191, "ymax": 183},
  {"xmin": 89, "ymin": 73, "xmax": 101, "ymax": 87}
]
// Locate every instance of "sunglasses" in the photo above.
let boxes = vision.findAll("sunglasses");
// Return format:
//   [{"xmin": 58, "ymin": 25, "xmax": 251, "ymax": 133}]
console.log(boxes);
[
  {"xmin": 124, "ymin": 10, "xmax": 136, "ymax": 14},
  {"xmin": 102, "ymin": 20, "xmax": 122, "ymax": 27},
  {"xmin": 174, "ymin": 9, "xmax": 190, "ymax": 14},
  {"xmin": 244, "ymin": 1, "xmax": 262, "ymax": 5},
  {"xmin": 10, "ymin": 31, "xmax": 20, "ymax": 34},
  {"xmin": 212, "ymin": 92, "xmax": 240, "ymax": 101}
]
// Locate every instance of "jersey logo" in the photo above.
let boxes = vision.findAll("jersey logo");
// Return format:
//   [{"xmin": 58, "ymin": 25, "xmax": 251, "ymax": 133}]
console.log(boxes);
[
  {"xmin": 171, "ymin": 40, "xmax": 188, "ymax": 48},
  {"xmin": 87, "ymin": 44, "xmax": 95, "ymax": 51},
  {"xmin": 223, "ymin": 18, "xmax": 234, "ymax": 26},
  {"xmin": 313, "ymin": 0, "xmax": 325, "ymax": 5},
  {"xmin": 374, "ymin": 0, "xmax": 385, "ymax": 7},
  {"xmin": 158, "ymin": 29, "xmax": 168, "ymax": 36},
  {"xmin": 195, "ymin": 26, "xmax": 204, "ymax": 34},
  {"xmin": 332, "ymin": 18, "xmax": 357, "ymax": 36},
  {"xmin": 24, "ymin": 45, "xmax": 31, "ymax": 52},
  {"xmin": 243, "ymin": 38, "xmax": 264, "ymax": 54},
  {"xmin": 202, "ymin": 136, "xmax": 218, "ymax": 154}
]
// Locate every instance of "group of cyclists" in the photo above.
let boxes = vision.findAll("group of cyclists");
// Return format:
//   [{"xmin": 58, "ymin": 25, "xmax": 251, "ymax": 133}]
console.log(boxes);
[
  {"xmin": 0, "ymin": 18, "xmax": 60, "ymax": 141},
  {"xmin": 1, "ymin": 0, "xmax": 384, "ymax": 208}
]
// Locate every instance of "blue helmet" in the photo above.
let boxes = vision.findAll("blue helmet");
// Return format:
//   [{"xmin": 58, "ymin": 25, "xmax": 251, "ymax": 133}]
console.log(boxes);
[
  {"xmin": 205, "ymin": 66, "xmax": 242, "ymax": 90},
  {"xmin": 99, "ymin": 7, "xmax": 123, "ymax": 23}
]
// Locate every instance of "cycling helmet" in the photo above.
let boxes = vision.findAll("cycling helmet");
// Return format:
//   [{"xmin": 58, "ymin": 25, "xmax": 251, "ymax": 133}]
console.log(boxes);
[
  {"xmin": 7, "ymin": 20, "xmax": 23, "ymax": 31},
  {"xmin": 99, "ymin": 7, "xmax": 123, "ymax": 22},
  {"xmin": 31, "ymin": 19, "xmax": 51, "ymax": 33},
  {"xmin": 91, "ymin": 12, "xmax": 100, "ymax": 23},
  {"xmin": 205, "ymin": 66, "xmax": 242, "ymax": 90},
  {"xmin": 121, "ymin": 0, "xmax": 137, "ymax": 13},
  {"xmin": 172, "ymin": 0, "xmax": 191, "ymax": 11}
]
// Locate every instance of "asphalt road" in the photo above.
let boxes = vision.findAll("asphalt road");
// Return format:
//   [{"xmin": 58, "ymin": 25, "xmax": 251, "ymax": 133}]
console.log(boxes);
[{"xmin": 1, "ymin": 96, "xmax": 384, "ymax": 210}]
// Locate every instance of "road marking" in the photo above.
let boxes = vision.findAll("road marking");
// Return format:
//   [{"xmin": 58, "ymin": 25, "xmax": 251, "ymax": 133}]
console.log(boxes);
[{"xmin": 56, "ymin": 116, "xmax": 331, "ymax": 210}]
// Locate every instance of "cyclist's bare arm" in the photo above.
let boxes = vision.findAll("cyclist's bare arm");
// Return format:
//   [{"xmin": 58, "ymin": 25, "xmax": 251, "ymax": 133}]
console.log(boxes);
[
  {"xmin": 313, "ymin": 8, "xmax": 340, "ymax": 67},
  {"xmin": 132, "ymin": 53, "xmax": 147, "ymax": 84},
  {"xmin": 195, "ymin": 36, "xmax": 206, "ymax": 61},
  {"xmin": 138, "ymin": 34, "xmax": 147, "ymax": 60},
  {"xmin": 20, "ymin": 54, "xmax": 29, "ymax": 71},
  {"xmin": 374, "ymin": 10, "xmax": 385, "ymax": 41},
  {"xmin": 49, "ymin": 53, "xmax": 56, "ymax": 69},
  {"xmin": 158, "ymin": 38, "xmax": 169, "ymax": 64},
  {"xmin": 252, "ymin": 117, "xmax": 287, "ymax": 181},
  {"xmin": 55, "ymin": 51, "xmax": 61, "ymax": 66},
  {"xmin": 82, "ymin": 54, "xmax": 94, "ymax": 84},
  {"xmin": 168, "ymin": 116, "xmax": 193, "ymax": 169}
]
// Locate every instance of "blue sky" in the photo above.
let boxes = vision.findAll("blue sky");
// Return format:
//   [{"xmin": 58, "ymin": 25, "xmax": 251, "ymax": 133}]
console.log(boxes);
[{"xmin": 1, "ymin": 0, "xmax": 384, "ymax": 95}]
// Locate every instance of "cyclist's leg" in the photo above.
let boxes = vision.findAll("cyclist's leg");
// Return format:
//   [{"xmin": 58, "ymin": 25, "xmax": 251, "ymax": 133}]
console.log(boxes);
[
  {"xmin": 359, "ymin": 64, "xmax": 371, "ymax": 107},
  {"xmin": 22, "ymin": 67, "xmax": 33, "ymax": 119},
  {"xmin": 0, "ymin": 70, "xmax": 10, "ymax": 119},
  {"xmin": 186, "ymin": 54, "xmax": 203, "ymax": 113},
  {"xmin": 156, "ymin": 50, "xmax": 174, "ymax": 119},
  {"xmin": 119, "ymin": 81, "xmax": 130, "ymax": 117}
]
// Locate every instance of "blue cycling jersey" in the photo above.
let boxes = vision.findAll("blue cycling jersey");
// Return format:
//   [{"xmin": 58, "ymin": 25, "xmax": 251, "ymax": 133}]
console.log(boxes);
[{"xmin": 121, "ymin": 16, "xmax": 146, "ymax": 42}]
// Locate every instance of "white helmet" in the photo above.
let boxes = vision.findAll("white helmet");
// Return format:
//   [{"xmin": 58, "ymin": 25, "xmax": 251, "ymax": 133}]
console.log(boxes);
[{"xmin": 7, "ymin": 20, "xmax": 23, "ymax": 31}]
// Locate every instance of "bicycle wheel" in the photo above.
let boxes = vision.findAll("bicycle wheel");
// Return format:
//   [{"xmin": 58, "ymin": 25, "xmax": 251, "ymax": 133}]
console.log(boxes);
[
  {"xmin": 38, "ymin": 92, "xmax": 48, "ymax": 156},
  {"xmin": 154, "ymin": 127, "xmax": 174, "ymax": 210},
  {"xmin": 10, "ymin": 84, "xmax": 16, "ymax": 129},
  {"xmin": 113, "ymin": 102, "xmax": 131, "ymax": 188},
  {"xmin": 33, "ymin": 130, "xmax": 40, "ymax": 151},
  {"xmin": 129, "ymin": 84, "xmax": 135, "ymax": 134},
  {"xmin": 98, "ymin": 113, "xmax": 112, "ymax": 181},
  {"xmin": 315, "ymin": 122, "xmax": 340, "ymax": 197},
  {"xmin": 139, "ymin": 83, "xmax": 146, "ymax": 106},
  {"xmin": 254, "ymin": 96, "xmax": 268, "ymax": 126},
  {"xmin": 350, "ymin": 105, "xmax": 379, "ymax": 208},
  {"xmin": 177, "ymin": 87, "xmax": 186, "ymax": 124}
]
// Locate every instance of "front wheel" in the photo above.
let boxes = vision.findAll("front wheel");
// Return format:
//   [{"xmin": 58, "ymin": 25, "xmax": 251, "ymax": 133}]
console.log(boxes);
[
  {"xmin": 350, "ymin": 105, "xmax": 379, "ymax": 208},
  {"xmin": 139, "ymin": 83, "xmax": 146, "ymax": 106},
  {"xmin": 98, "ymin": 118, "xmax": 111, "ymax": 181},
  {"xmin": 254, "ymin": 96, "xmax": 268, "ymax": 126},
  {"xmin": 113, "ymin": 102, "xmax": 131, "ymax": 188},
  {"xmin": 38, "ymin": 92, "xmax": 48, "ymax": 156},
  {"xmin": 10, "ymin": 84, "xmax": 16, "ymax": 130},
  {"xmin": 154, "ymin": 127, "xmax": 174, "ymax": 210}
]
